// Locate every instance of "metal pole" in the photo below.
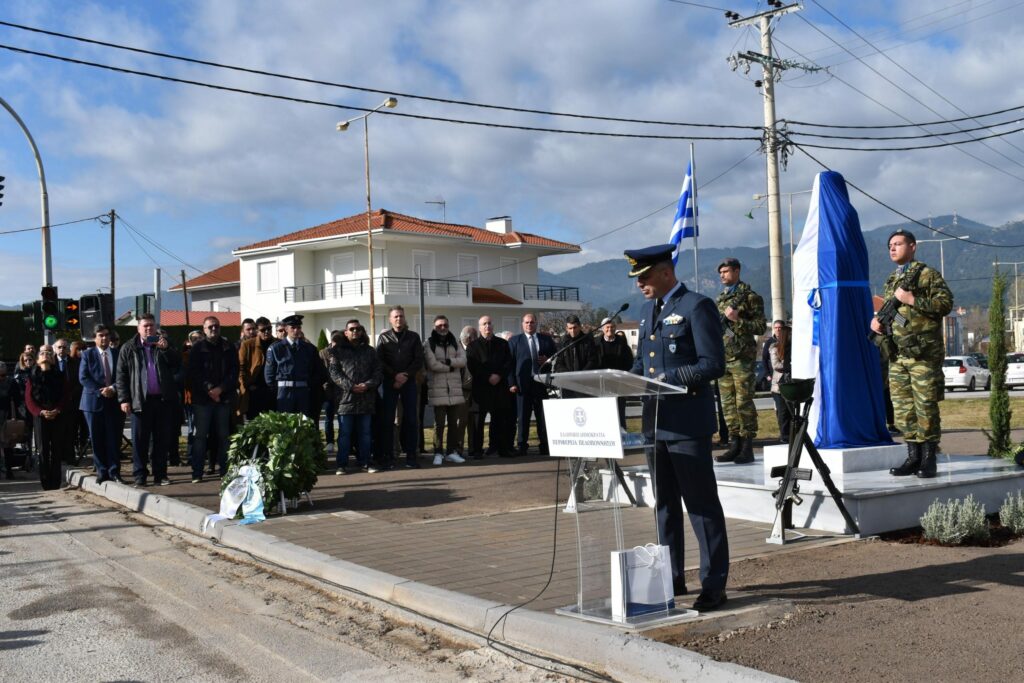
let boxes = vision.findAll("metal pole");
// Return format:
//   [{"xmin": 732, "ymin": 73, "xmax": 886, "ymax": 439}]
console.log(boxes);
[
  {"xmin": 939, "ymin": 241, "xmax": 945, "ymax": 278},
  {"xmin": 760, "ymin": 15, "xmax": 785, "ymax": 325},
  {"xmin": 153, "ymin": 269, "xmax": 162, "ymax": 326},
  {"xmin": 788, "ymin": 192, "xmax": 794, "ymax": 314},
  {"xmin": 416, "ymin": 264, "xmax": 426, "ymax": 337},
  {"xmin": 181, "ymin": 269, "xmax": 191, "ymax": 327},
  {"xmin": 364, "ymin": 117, "xmax": 376, "ymax": 343},
  {"xmin": 690, "ymin": 142, "xmax": 699, "ymax": 294},
  {"xmin": 109, "ymin": 206, "xmax": 115, "ymax": 305},
  {"xmin": 0, "ymin": 95, "xmax": 52, "ymax": 341}
]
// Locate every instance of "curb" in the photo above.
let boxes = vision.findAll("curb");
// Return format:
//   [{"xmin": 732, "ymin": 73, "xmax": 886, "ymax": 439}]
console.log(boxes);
[{"xmin": 66, "ymin": 469, "xmax": 787, "ymax": 683}]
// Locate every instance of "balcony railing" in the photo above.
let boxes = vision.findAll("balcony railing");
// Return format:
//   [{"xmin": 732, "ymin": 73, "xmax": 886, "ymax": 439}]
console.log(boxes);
[
  {"xmin": 523, "ymin": 283, "xmax": 580, "ymax": 302},
  {"xmin": 284, "ymin": 276, "xmax": 470, "ymax": 304}
]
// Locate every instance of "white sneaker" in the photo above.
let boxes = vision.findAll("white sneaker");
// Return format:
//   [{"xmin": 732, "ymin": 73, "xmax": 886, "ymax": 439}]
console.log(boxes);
[
  {"xmin": 445, "ymin": 452, "xmax": 466, "ymax": 463},
  {"xmin": 432, "ymin": 454, "xmax": 444, "ymax": 466},
  {"xmin": 326, "ymin": 443, "xmax": 337, "ymax": 453}
]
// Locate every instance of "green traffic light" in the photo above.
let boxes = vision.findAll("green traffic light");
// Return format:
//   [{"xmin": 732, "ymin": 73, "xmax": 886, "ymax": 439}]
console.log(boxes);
[{"xmin": 44, "ymin": 314, "xmax": 59, "ymax": 329}]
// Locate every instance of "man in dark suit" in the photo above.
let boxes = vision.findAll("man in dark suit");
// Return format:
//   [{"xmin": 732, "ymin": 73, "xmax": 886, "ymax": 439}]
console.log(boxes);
[
  {"xmin": 507, "ymin": 313, "xmax": 557, "ymax": 456},
  {"xmin": 466, "ymin": 315, "xmax": 514, "ymax": 459},
  {"xmin": 79, "ymin": 325, "xmax": 123, "ymax": 484},
  {"xmin": 627, "ymin": 244, "xmax": 730, "ymax": 613},
  {"xmin": 54, "ymin": 338, "xmax": 82, "ymax": 464}
]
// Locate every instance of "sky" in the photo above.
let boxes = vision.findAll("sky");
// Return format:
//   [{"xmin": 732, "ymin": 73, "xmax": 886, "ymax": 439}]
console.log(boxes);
[{"xmin": 2, "ymin": 0, "xmax": 1024, "ymax": 304}]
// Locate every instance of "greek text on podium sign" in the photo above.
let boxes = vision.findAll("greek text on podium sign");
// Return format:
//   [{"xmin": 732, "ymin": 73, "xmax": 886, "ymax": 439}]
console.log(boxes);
[{"xmin": 543, "ymin": 397, "xmax": 624, "ymax": 459}]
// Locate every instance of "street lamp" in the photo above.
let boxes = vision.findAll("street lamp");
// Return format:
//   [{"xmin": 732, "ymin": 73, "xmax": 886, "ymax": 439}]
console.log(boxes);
[
  {"xmin": 916, "ymin": 234, "xmax": 969, "ymax": 278},
  {"xmin": 754, "ymin": 188, "xmax": 811, "ymax": 317},
  {"xmin": 337, "ymin": 96, "xmax": 398, "ymax": 342},
  {"xmin": 994, "ymin": 260, "xmax": 1024, "ymax": 350}
]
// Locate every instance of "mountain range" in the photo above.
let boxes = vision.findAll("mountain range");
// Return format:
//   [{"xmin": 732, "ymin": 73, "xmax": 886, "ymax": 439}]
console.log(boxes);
[{"xmin": 539, "ymin": 215, "xmax": 1024, "ymax": 318}]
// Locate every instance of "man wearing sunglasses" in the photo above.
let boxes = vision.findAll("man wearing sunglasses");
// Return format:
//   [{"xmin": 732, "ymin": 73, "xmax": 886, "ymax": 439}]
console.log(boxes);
[
  {"xmin": 238, "ymin": 316, "xmax": 276, "ymax": 419},
  {"xmin": 187, "ymin": 315, "xmax": 239, "ymax": 483},
  {"xmin": 328, "ymin": 320, "xmax": 382, "ymax": 473}
]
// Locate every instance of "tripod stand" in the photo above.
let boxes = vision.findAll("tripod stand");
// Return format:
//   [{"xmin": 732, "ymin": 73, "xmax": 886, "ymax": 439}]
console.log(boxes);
[{"xmin": 767, "ymin": 380, "xmax": 860, "ymax": 544}]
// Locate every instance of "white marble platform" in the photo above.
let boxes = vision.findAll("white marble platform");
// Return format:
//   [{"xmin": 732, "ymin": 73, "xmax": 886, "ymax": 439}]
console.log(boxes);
[
  {"xmin": 601, "ymin": 451, "xmax": 1024, "ymax": 536},
  {"xmin": 761, "ymin": 442, "xmax": 907, "ymax": 489}
]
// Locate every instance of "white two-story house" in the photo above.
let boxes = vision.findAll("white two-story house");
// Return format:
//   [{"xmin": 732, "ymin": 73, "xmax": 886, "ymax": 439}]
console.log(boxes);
[{"xmin": 233, "ymin": 209, "xmax": 582, "ymax": 338}]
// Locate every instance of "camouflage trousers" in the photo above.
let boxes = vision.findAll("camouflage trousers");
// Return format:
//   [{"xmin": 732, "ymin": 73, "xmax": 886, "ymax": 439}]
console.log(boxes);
[
  {"xmin": 889, "ymin": 356, "xmax": 943, "ymax": 443},
  {"xmin": 720, "ymin": 357, "xmax": 758, "ymax": 438}
]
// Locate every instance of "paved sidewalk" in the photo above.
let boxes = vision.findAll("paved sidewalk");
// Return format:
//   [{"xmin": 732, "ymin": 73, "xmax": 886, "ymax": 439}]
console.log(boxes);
[{"xmin": 147, "ymin": 451, "xmax": 842, "ymax": 613}]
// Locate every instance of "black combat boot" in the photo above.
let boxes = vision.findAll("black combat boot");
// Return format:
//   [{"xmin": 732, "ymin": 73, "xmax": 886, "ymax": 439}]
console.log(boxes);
[
  {"xmin": 715, "ymin": 435, "xmax": 742, "ymax": 463},
  {"xmin": 734, "ymin": 437, "xmax": 755, "ymax": 464},
  {"xmin": 916, "ymin": 441, "xmax": 938, "ymax": 479},
  {"xmin": 890, "ymin": 442, "xmax": 921, "ymax": 476}
]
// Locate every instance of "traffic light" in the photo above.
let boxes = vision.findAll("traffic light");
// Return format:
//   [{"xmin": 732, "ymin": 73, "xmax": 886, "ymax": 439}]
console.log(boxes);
[
  {"xmin": 41, "ymin": 285, "xmax": 59, "ymax": 331},
  {"xmin": 0, "ymin": 175, "xmax": 5, "ymax": 207},
  {"xmin": 135, "ymin": 293, "xmax": 154, "ymax": 317},
  {"xmin": 80, "ymin": 293, "xmax": 113, "ymax": 339},
  {"xmin": 63, "ymin": 298, "xmax": 81, "ymax": 331},
  {"xmin": 22, "ymin": 301, "xmax": 41, "ymax": 332}
]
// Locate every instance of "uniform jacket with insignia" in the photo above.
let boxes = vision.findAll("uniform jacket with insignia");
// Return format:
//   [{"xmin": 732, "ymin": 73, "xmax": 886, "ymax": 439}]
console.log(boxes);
[
  {"xmin": 715, "ymin": 280, "xmax": 766, "ymax": 361},
  {"xmin": 631, "ymin": 283, "xmax": 725, "ymax": 440},
  {"xmin": 881, "ymin": 260, "xmax": 952, "ymax": 362}
]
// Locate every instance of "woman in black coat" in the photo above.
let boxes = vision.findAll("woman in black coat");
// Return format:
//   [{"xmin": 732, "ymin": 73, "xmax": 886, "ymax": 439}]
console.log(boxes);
[{"xmin": 24, "ymin": 348, "xmax": 70, "ymax": 490}]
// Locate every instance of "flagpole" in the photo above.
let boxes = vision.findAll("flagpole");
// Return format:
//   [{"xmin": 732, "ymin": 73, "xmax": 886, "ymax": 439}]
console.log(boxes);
[{"xmin": 690, "ymin": 142, "xmax": 699, "ymax": 293}]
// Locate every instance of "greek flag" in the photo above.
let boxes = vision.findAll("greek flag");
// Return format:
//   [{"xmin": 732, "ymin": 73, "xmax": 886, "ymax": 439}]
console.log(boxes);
[{"xmin": 669, "ymin": 162, "xmax": 697, "ymax": 265}]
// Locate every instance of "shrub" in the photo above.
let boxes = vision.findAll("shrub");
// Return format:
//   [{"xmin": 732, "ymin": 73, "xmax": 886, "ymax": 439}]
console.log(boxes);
[
  {"xmin": 920, "ymin": 495, "xmax": 990, "ymax": 544},
  {"xmin": 224, "ymin": 411, "xmax": 327, "ymax": 509},
  {"xmin": 999, "ymin": 490, "xmax": 1024, "ymax": 535}
]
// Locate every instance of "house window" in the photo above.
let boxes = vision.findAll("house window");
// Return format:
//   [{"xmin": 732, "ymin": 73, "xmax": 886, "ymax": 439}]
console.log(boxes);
[
  {"xmin": 457, "ymin": 254, "xmax": 480, "ymax": 286},
  {"xmin": 257, "ymin": 260, "xmax": 279, "ymax": 292},
  {"xmin": 210, "ymin": 300, "xmax": 220, "ymax": 312},
  {"xmin": 500, "ymin": 258, "xmax": 518, "ymax": 284},
  {"xmin": 412, "ymin": 250, "xmax": 435, "ymax": 279},
  {"xmin": 329, "ymin": 253, "xmax": 355, "ymax": 299}
]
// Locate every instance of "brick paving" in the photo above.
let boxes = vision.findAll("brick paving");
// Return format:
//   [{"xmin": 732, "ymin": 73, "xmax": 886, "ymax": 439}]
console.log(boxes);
[{"xmin": 149, "ymin": 452, "xmax": 842, "ymax": 612}]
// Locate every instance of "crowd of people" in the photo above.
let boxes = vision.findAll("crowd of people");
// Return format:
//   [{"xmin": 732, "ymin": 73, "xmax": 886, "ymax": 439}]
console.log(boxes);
[{"xmin": 0, "ymin": 306, "xmax": 635, "ymax": 489}]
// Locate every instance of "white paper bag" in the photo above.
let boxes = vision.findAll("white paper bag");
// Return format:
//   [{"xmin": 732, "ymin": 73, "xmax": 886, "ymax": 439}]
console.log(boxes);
[{"xmin": 610, "ymin": 543, "xmax": 674, "ymax": 619}]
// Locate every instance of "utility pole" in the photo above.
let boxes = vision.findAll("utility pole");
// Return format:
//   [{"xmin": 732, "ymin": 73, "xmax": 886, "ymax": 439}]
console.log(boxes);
[
  {"xmin": 109, "ymin": 209, "xmax": 116, "ymax": 306},
  {"xmin": 181, "ymin": 269, "xmax": 191, "ymax": 327},
  {"xmin": 727, "ymin": 2, "xmax": 816, "ymax": 324},
  {"xmin": 153, "ymin": 268, "xmax": 162, "ymax": 327}
]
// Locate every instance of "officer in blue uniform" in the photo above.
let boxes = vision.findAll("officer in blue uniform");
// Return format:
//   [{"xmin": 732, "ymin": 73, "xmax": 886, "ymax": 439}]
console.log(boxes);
[
  {"xmin": 264, "ymin": 314, "xmax": 319, "ymax": 415},
  {"xmin": 626, "ymin": 244, "xmax": 731, "ymax": 612}
]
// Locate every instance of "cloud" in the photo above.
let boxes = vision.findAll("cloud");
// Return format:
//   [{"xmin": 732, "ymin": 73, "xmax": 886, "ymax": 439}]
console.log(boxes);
[{"xmin": 2, "ymin": 0, "xmax": 1024, "ymax": 304}]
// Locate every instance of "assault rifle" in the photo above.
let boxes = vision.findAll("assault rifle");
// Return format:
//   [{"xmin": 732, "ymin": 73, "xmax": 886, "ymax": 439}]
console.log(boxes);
[{"xmin": 872, "ymin": 263, "xmax": 923, "ymax": 337}]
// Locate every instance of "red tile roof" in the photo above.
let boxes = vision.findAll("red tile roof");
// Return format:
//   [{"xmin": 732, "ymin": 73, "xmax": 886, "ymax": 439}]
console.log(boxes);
[
  {"xmin": 157, "ymin": 310, "xmax": 241, "ymax": 326},
  {"xmin": 169, "ymin": 261, "xmax": 240, "ymax": 291},
  {"xmin": 472, "ymin": 287, "xmax": 523, "ymax": 305},
  {"xmin": 234, "ymin": 209, "xmax": 580, "ymax": 253}
]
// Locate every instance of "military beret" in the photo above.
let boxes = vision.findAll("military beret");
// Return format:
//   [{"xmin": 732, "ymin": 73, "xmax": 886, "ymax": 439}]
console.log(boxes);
[
  {"xmin": 718, "ymin": 257, "xmax": 741, "ymax": 271},
  {"xmin": 888, "ymin": 228, "xmax": 916, "ymax": 245},
  {"xmin": 624, "ymin": 244, "xmax": 675, "ymax": 277},
  {"xmin": 281, "ymin": 314, "xmax": 304, "ymax": 327}
]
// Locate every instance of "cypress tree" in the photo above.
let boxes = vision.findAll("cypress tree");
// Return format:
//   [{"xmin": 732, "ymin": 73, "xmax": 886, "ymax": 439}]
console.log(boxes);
[
  {"xmin": 316, "ymin": 328, "xmax": 329, "ymax": 351},
  {"xmin": 986, "ymin": 270, "xmax": 1012, "ymax": 457}
]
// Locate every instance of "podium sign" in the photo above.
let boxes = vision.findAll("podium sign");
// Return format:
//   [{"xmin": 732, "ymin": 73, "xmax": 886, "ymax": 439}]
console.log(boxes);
[{"xmin": 543, "ymin": 397, "xmax": 623, "ymax": 459}]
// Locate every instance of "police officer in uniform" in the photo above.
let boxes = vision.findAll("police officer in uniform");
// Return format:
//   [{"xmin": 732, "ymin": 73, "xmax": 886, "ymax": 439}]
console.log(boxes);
[
  {"xmin": 626, "ymin": 244, "xmax": 730, "ymax": 612},
  {"xmin": 264, "ymin": 314, "xmax": 320, "ymax": 415},
  {"xmin": 871, "ymin": 229, "xmax": 952, "ymax": 478},
  {"xmin": 714, "ymin": 257, "xmax": 766, "ymax": 464}
]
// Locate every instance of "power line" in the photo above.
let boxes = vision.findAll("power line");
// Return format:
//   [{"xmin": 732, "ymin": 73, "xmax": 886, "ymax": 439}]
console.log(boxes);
[
  {"xmin": 786, "ymin": 122, "xmax": 1024, "ymax": 150},
  {"xmin": 788, "ymin": 115, "xmax": 1024, "ymax": 141},
  {"xmin": 791, "ymin": 142, "xmax": 1024, "ymax": 249},
  {"xmin": 0, "ymin": 213, "xmax": 105, "ymax": 236},
  {"xmin": 664, "ymin": 0, "xmax": 730, "ymax": 10},
  {"xmin": 771, "ymin": 36, "xmax": 1024, "ymax": 183},
  {"xmin": 116, "ymin": 213, "xmax": 237, "ymax": 285},
  {"xmin": 785, "ymin": 102, "xmax": 1024, "ymax": 130},
  {"xmin": 434, "ymin": 146, "xmax": 762, "ymax": 282},
  {"xmin": 0, "ymin": 20, "xmax": 760, "ymax": 131},
  {"xmin": 794, "ymin": 11, "xmax": 1024, "ymax": 173},
  {"xmin": 0, "ymin": 43, "xmax": 763, "ymax": 142},
  {"xmin": 809, "ymin": 0, "xmax": 1024, "ymax": 159}
]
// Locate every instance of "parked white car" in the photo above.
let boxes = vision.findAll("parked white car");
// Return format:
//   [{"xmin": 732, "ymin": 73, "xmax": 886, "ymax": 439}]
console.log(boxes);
[
  {"xmin": 943, "ymin": 356, "xmax": 990, "ymax": 391},
  {"xmin": 1006, "ymin": 353, "xmax": 1024, "ymax": 389}
]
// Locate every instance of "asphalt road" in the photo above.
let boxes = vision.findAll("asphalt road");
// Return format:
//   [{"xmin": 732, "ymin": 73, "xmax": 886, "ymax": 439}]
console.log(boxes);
[{"xmin": 0, "ymin": 479, "xmax": 581, "ymax": 682}]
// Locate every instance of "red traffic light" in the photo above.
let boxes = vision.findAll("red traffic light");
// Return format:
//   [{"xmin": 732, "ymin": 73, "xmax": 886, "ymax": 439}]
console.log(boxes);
[{"xmin": 42, "ymin": 285, "xmax": 58, "ymax": 301}]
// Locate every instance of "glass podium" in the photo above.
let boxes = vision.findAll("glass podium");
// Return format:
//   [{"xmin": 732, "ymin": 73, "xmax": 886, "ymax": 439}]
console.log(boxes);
[{"xmin": 538, "ymin": 369, "xmax": 700, "ymax": 629}]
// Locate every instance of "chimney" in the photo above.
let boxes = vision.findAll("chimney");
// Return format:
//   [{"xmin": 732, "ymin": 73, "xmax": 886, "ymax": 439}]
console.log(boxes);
[{"xmin": 485, "ymin": 216, "xmax": 512, "ymax": 234}]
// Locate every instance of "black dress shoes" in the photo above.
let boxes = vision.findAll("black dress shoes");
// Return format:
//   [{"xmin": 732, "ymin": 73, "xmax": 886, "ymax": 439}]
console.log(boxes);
[
  {"xmin": 96, "ymin": 474, "xmax": 109, "ymax": 485},
  {"xmin": 692, "ymin": 590, "xmax": 728, "ymax": 612}
]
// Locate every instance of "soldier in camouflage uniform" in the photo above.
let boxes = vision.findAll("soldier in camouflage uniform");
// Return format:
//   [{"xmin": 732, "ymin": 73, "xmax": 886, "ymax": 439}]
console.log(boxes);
[
  {"xmin": 871, "ymin": 229, "xmax": 952, "ymax": 478},
  {"xmin": 714, "ymin": 258, "xmax": 767, "ymax": 464}
]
